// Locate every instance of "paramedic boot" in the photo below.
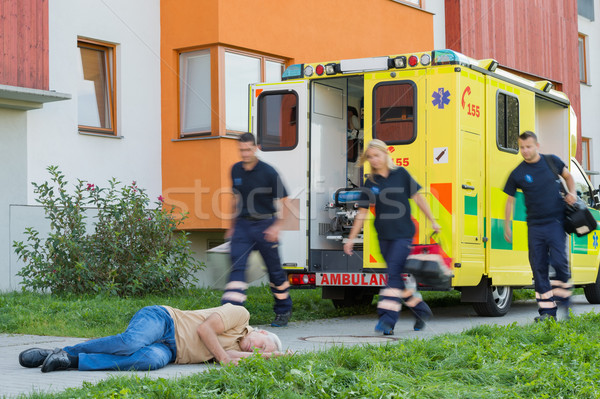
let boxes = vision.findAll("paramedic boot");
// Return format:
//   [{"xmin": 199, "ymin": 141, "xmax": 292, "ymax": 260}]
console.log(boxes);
[{"xmin": 410, "ymin": 301, "xmax": 433, "ymax": 331}]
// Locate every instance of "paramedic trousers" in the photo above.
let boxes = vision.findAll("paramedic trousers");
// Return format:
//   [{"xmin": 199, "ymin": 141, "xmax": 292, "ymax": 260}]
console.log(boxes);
[
  {"xmin": 527, "ymin": 219, "xmax": 572, "ymax": 316},
  {"xmin": 63, "ymin": 306, "xmax": 177, "ymax": 371},
  {"xmin": 377, "ymin": 238, "xmax": 412, "ymax": 327},
  {"xmin": 221, "ymin": 217, "xmax": 292, "ymax": 315}
]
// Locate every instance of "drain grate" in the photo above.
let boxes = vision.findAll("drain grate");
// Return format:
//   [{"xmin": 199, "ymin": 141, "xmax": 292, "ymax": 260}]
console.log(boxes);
[{"xmin": 300, "ymin": 335, "xmax": 398, "ymax": 344}]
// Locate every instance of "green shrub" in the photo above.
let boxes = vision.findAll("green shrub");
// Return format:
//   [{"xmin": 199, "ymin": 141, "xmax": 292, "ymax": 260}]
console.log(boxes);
[{"xmin": 13, "ymin": 166, "xmax": 203, "ymax": 297}]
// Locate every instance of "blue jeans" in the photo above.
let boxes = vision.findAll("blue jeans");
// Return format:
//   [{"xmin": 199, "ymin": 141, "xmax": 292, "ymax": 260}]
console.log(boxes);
[{"xmin": 63, "ymin": 306, "xmax": 177, "ymax": 371}]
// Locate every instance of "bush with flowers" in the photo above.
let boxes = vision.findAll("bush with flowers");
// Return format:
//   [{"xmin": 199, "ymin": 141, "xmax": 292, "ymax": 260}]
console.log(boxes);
[{"xmin": 13, "ymin": 166, "xmax": 203, "ymax": 296}]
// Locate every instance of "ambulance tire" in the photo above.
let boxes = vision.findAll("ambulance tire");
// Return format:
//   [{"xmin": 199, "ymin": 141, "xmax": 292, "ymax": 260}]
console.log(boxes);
[
  {"xmin": 583, "ymin": 269, "xmax": 600, "ymax": 304},
  {"xmin": 472, "ymin": 285, "xmax": 513, "ymax": 317},
  {"xmin": 331, "ymin": 288, "xmax": 375, "ymax": 308}
]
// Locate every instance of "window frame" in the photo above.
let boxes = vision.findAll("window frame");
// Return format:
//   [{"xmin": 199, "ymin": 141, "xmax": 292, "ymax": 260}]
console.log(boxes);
[
  {"xmin": 579, "ymin": 33, "xmax": 589, "ymax": 84},
  {"xmin": 179, "ymin": 47, "xmax": 213, "ymax": 138},
  {"xmin": 77, "ymin": 39, "xmax": 117, "ymax": 136},
  {"xmin": 256, "ymin": 90, "xmax": 299, "ymax": 152},
  {"xmin": 372, "ymin": 80, "xmax": 418, "ymax": 145},
  {"xmin": 496, "ymin": 90, "xmax": 520, "ymax": 154},
  {"xmin": 223, "ymin": 48, "xmax": 286, "ymax": 135},
  {"xmin": 582, "ymin": 137, "xmax": 591, "ymax": 172}
]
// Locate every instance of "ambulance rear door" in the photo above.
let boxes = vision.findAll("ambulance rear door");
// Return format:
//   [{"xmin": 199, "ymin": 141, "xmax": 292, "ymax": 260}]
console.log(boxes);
[{"xmin": 250, "ymin": 81, "xmax": 308, "ymax": 270}]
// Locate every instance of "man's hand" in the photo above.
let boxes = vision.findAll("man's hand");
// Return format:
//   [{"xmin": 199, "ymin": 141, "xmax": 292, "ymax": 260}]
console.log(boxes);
[
  {"xmin": 263, "ymin": 223, "xmax": 280, "ymax": 242},
  {"xmin": 431, "ymin": 221, "xmax": 441, "ymax": 234},
  {"xmin": 565, "ymin": 192, "xmax": 577, "ymax": 206}
]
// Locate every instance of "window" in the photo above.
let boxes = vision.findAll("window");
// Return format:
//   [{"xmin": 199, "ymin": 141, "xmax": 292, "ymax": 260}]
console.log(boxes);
[
  {"xmin": 579, "ymin": 34, "xmax": 588, "ymax": 84},
  {"xmin": 571, "ymin": 159, "xmax": 594, "ymax": 207},
  {"xmin": 373, "ymin": 82, "xmax": 416, "ymax": 144},
  {"xmin": 180, "ymin": 49, "xmax": 211, "ymax": 136},
  {"xmin": 578, "ymin": 0, "xmax": 595, "ymax": 21},
  {"xmin": 497, "ymin": 92, "xmax": 519, "ymax": 153},
  {"xmin": 582, "ymin": 137, "xmax": 591, "ymax": 171},
  {"xmin": 77, "ymin": 40, "xmax": 116, "ymax": 135},
  {"xmin": 225, "ymin": 50, "xmax": 284, "ymax": 133},
  {"xmin": 257, "ymin": 92, "xmax": 298, "ymax": 151}
]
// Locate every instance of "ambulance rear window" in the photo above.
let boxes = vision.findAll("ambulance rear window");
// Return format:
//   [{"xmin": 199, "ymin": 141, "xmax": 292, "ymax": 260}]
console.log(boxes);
[
  {"xmin": 257, "ymin": 91, "xmax": 298, "ymax": 151},
  {"xmin": 373, "ymin": 82, "xmax": 416, "ymax": 144},
  {"xmin": 497, "ymin": 92, "xmax": 519, "ymax": 153}
]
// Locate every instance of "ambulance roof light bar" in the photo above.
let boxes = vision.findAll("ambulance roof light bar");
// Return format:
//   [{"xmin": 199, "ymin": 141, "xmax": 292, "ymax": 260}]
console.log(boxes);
[{"xmin": 431, "ymin": 49, "xmax": 472, "ymax": 66}]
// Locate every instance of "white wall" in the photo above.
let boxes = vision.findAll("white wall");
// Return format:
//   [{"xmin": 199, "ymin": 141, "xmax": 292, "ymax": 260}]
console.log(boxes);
[
  {"xmin": 27, "ymin": 0, "xmax": 162, "ymax": 200},
  {"xmin": 579, "ymin": 0, "xmax": 600, "ymax": 186},
  {"xmin": 424, "ymin": 0, "xmax": 446, "ymax": 50},
  {"xmin": 0, "ymin": 109, "xmax": 27, "ymax": 291}
]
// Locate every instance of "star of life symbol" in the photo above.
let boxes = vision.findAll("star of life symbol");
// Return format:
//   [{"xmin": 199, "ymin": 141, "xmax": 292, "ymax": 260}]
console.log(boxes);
[
  {"xmin": 432, "ymin": 88, "xmax": 451, "ymax": 109},
  {"xmin": 593, "ymin": 232, "xmax": 598, "ymax": 250}
]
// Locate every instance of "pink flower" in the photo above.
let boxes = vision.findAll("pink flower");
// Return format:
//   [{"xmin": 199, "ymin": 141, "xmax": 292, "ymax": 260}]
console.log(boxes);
[
  {"xmin": 158, "ymin": 195, "xmax": 164, "ymax": 202},
  {"xmin": 166, "ymin": 277, "xmax": 170, "ymax": 283},
  {"xmin": 86, "ymin": 183, "xmax": 95, "ymax": 191},
  {"xmin": 132, "ymin": 181, "xmax": 137, "ymax": 186}
]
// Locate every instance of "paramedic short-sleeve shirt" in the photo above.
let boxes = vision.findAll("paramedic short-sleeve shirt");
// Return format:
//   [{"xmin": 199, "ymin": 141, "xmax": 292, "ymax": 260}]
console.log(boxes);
[
  {"xmin": 358, "ymin": 167, "xmax": 421, "ymax": 240},
  {"xmin": 162, "ymin": 303, "xmax": 253, "ymax": 364},
  {"xmin": 231, "ymin": 160, "xmax": 288, "ymax": 218},
  {"xmin": 503, "ymin": 154, "xmax": 566, "ymax": 225}
]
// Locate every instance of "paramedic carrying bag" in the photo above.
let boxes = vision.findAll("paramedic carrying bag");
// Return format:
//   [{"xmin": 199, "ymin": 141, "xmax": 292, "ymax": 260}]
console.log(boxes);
[
  {"xmin": 544, "ymin": 154, "xmax": 597, "ymax": 237},
  {"xmin": 403, "ymin": 234, "xmax": 453, "ymax": 289}
]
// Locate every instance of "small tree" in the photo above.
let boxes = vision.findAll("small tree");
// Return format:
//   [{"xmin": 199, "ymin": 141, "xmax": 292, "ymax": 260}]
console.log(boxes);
[{"xmin": 14, "ymin": 166, "xmax": 203, "ymax": 296}]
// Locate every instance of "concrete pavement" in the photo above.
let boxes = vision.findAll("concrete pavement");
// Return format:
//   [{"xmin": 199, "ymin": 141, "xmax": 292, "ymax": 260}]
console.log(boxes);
[{"xmin": 2, "ymin": 295, "xmax": 599, "ymax": 398}]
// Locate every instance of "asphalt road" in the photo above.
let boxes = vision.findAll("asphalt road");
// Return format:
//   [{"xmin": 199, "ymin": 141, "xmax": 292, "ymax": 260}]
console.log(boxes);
[{"xmin": 2, "ymin": 295, "xmax": 598, "ymax": 398}]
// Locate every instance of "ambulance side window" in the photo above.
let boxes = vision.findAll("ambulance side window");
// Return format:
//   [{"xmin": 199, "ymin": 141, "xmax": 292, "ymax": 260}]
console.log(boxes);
[
  {"xmin": 373, "ymin": 81, "xmax": 416, "ymax": 145},
  {"xmin": 571, "ymin": 159, "xmax": 594, "ymax": 207},
  {"xmin": 497, "ymin": 91, "xmax": 519, "ymax": 153},
  {"xmin": 257, "ymin": 91, "xmax": 298, "ymax": 151}
]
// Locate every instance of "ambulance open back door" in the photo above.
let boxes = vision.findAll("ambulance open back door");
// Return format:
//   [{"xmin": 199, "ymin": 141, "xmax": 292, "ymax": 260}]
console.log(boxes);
[{"xmin": 250, "ymin": 81, "xmax": 308, "ymax": 271}]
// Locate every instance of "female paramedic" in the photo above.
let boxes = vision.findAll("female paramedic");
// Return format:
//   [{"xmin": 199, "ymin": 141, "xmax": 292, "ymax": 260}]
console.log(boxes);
[{"xmin": 344, "ymin": 139, "xmax": 441, "ymax": 335}]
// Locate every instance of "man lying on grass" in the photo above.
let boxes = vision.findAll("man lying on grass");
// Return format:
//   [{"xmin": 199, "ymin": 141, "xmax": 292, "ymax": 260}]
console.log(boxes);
[{"xmin": 19, "ymin": 303, "xmax": 285, "ymax": 372}]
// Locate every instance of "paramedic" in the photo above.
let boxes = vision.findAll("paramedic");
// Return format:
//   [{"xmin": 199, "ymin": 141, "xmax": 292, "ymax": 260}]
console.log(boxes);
[
  {"xmin": 222, "ymin": 133, "xmax": 293, "ymax": 327},
  {"xmin": 503, "ymin": 130, "xmax": 577, "ymax": 321},
  {"xmin": 344, "ymin": 139, "xmax": 441, "ymax": 335}
]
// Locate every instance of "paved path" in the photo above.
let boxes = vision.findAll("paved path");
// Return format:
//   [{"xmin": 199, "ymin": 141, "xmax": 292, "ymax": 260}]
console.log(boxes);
[{"xmin": 2, "ymin": 295, "xmax": 598, "ymax": 398}]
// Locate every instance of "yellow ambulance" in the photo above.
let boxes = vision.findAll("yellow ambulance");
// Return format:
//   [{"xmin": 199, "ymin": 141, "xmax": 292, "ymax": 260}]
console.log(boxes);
[{"xmin": 248, "ymin": 49, "xmax": 600, "ymax": 316}]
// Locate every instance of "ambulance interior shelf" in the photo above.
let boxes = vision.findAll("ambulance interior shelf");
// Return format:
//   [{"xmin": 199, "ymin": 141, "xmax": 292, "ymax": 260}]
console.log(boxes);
[{"xmin": 325, "ymin": 187, "xmax": 364, "ymax": 243}]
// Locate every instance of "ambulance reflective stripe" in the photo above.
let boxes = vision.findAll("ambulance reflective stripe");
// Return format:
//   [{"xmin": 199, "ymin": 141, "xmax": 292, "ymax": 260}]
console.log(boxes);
[
  {"xmin": 317, "ymin": 273, "xmax": 388, "ymax": 286},
  {"xmin": 535, "ymin": 291, "xmax": 556, "ymax": 308}
]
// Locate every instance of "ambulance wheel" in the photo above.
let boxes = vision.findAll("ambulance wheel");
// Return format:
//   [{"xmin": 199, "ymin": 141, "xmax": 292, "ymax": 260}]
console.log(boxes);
[
  {"xmin": 331, "ymin": 288, "xmax": 375, "ymax": 308},
  {"xmin": 472, "ymin": 285, "xmax": 513, "ymax": 317},
  {"xmin": 583, "ymin": 268, "xmax": 600, "ymax": 304}
]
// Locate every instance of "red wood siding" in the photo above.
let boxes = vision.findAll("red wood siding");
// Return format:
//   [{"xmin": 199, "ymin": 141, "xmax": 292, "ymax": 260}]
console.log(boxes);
[
  {"xmin": 445, "ymin": 0, "xmax": 581, "ymax": 159},
  {"xmin": 0, "ymin": 0, "xmax": 48, "ymax": 90}
]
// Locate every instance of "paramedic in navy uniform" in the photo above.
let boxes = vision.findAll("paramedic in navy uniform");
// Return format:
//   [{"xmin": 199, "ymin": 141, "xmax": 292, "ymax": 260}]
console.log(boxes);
[
  {"xmin": 344, "ymin": 139, "xmax": 441, "ymax": 335},
  {"xmin": 503, "ymin": 131, "xmax": 577, "ymax": 322},
  {"xmin": 221, "ymin": 133, "xmax": 293, "ymax": 327}
]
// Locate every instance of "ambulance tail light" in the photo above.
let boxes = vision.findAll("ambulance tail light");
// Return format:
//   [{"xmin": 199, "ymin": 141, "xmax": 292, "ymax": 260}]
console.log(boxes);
[
  {"xmin": 325, "ymin": 63, "xmax": 340, "ymax": 75},
  {"xmin": 408, "ymin": 55, "xmax": 419, "ymax": 67},
  {"xmin": 289, "ymin": 273, "xmax": 316, "ymax": 286},
  {"xmin": 282, "ymin": 64, "xmax": 304, "ymax": 80},
  {"xmin": 315, "ymin": 64, "xmax": 325, "ymax": 76}
]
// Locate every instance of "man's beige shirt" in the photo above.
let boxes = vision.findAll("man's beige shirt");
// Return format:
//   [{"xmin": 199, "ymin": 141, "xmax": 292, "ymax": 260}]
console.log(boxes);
[{"xmin": 163, "ymin": 303, "xmax": 253, "ymax": 364}]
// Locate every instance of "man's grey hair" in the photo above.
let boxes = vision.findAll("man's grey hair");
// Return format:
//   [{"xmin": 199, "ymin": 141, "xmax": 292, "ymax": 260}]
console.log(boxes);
[{"xmin": 255, "ymin": 329, "xmax": 282, "ymax": 352}]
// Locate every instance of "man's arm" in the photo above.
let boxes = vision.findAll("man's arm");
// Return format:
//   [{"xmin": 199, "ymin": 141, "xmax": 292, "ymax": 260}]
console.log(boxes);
[
  {"xmin": 504, "ymin": 196, "xmax": 515, "ymax": 243},
  {"xmin": 263, "ymin": 196, "xmax": 288, "ymax": 242},
  {"xmin": 344, "ymin": 207, "xmax": 368, "ymax": 255},
  {"xmin": 196, "ymin": 313, "xmax": 233, "ymax": 364},
  {"xmin": 560, "ymin": 167, "xmax": 577, "ymax": 205},
  {"xmin": 225, "ymin": 195, "xmax": 238, "ymax": 240}
]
